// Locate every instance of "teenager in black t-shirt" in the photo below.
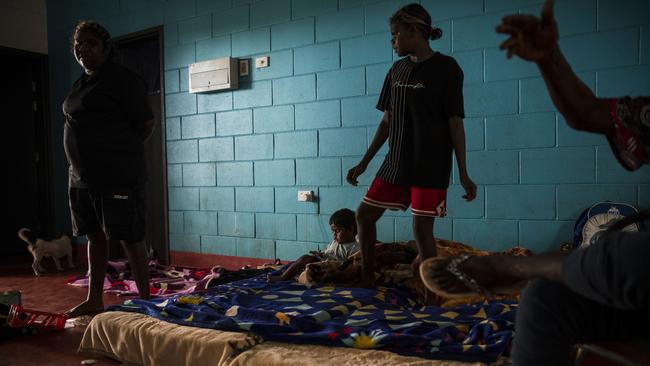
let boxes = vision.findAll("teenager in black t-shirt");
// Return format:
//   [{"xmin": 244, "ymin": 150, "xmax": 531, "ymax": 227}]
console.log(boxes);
[
  {"xmin": 346, "ymin": 3, "xmax": 477, "ymax": 303},
  {"xmin": 63, "ymin": 21, "xmax": 154, "ymax": 317}
]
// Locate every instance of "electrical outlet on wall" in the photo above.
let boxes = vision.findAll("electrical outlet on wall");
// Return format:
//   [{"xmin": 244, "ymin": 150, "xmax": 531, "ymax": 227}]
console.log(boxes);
[
  {"xmin": 255, "ymin": 56, "xmax": 269, "ymax": 68},
  {"xmin": 297, "ymin": 190, "xmax": 314, "ymax": 202}
]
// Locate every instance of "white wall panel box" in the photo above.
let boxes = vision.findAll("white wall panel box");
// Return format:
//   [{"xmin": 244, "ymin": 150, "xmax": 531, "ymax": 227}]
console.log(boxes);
[{"xmin": 189, "ymin": 57, "xmax": 239, "ymax": 93}]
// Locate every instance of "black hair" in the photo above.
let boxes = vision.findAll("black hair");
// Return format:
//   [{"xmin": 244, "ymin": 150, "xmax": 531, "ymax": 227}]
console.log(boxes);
[
  {"xmin": 329, "ymin": 208, "xmax": 357, "ymax": 233},
  {"xmin": 70, "ymin": 20, "xmax": 114, "ymax": 56},
  {"xmin": 390, "ymin": 3, "xmax": 442, "ymax": 41}
]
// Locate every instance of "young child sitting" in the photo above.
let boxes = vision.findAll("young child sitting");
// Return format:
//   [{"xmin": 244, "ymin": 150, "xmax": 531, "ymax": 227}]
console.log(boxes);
[{"xmin": 268, "ymin": 208, "xmax": 359, "ymax": 282}]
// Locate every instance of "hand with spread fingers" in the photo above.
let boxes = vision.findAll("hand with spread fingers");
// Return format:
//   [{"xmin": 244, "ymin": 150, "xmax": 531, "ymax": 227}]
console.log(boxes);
[{"xmin": 496, "ymin": 0, "xmax": 559, "ymax": 61}]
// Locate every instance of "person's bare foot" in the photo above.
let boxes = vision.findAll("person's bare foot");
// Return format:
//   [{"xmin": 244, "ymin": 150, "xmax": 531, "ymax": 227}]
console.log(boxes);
[
  {"xmin": 66, "ymin": 300, "xmax": 104, "ymax": 318},
  {"xmin": 420, "ymin": 255, "xmax": 526, "ymax": 297}
]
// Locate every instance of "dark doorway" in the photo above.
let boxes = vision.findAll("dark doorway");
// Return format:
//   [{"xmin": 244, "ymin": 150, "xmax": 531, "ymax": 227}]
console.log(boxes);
[
  {"xmin": 1, "ymin": 46, "xmax": 51, "ymax": 261},
  {"xmin": 112, "ymin": 27, "xmax": 169, "ymax": 264}
]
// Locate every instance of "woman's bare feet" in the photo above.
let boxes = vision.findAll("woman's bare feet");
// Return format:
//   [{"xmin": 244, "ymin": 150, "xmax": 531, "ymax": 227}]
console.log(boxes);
[
  {"xmin": 66, "ymin": 300, "xmax": 104, "ymax": 318},
  {"xmin": 420, "ymin": 255, "xmax": 527, "ymax": 298}
]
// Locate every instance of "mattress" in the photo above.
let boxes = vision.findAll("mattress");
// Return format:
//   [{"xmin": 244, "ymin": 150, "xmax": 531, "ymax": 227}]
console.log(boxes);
[{"xmin": 78, "ymin": 311, "xmax": 485, "ymax": 366}]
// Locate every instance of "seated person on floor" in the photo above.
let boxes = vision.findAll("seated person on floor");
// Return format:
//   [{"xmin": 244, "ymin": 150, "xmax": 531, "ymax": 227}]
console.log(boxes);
[
  {"xmin": 268, "ymin": 208, "xmax": 360, "ymax": 282},
  {"xmin": 420, "ymin": 1, "xmax": 650, "ymax": 364}
]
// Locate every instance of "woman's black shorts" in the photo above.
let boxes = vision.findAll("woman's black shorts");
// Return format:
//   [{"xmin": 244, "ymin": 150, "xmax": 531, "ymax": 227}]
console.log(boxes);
[{"xmin": 68, "ymin": 185, "xmax": 146, "ymax": 242}]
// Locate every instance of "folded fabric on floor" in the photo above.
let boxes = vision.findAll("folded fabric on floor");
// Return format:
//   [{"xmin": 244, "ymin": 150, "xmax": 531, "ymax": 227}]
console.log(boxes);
[{"xmin": 108, "ymin": 273, "xmax": 516, "ymax": 363}]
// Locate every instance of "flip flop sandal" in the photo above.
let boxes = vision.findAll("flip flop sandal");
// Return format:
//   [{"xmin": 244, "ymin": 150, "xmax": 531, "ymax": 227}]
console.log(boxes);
[{"xmin": 420, "ymin": 254, "xmax": 526, "ymax": 299}]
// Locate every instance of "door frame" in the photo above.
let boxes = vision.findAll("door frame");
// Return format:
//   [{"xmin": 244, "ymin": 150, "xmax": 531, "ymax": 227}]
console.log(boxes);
[
  {"xmin": 0, "ymin": 46, "xmax": 53, "ymax": 239},
  {"xmin": 112, "ymin": 26, "xmax": 169, "ymax": 264}
]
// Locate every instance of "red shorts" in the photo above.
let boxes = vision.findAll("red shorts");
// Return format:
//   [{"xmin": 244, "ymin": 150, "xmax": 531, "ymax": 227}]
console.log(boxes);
[{"xmin": 363, "ymin": 177, "xmax": 447, "ymax": 217}]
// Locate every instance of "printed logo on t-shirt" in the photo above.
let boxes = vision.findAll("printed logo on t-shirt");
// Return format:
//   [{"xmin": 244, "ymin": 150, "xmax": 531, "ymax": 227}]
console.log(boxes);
[
  {"xmin": 113, "ymin": 194, "xmax": 129, "ymax": 200},
  {"xmin": 393, "ymin": 81, "xmax": 425, "ymax": 89}
]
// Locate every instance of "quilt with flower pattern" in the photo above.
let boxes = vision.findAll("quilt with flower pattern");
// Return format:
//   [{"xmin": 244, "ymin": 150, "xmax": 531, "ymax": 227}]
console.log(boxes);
[{"xmin": 108, "ymin": 273, "xmax": 516, "ymax": 363}]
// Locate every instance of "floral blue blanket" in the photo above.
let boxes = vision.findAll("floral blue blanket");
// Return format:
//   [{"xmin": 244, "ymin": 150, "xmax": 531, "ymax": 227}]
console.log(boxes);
[{"xmin": 108, "ymin": 273, "xmax": 515, "ymax": 363}]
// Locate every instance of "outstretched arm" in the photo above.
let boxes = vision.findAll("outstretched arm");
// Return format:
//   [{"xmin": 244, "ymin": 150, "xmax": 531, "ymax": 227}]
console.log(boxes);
[
  {"xmin": 501, "ymin": 230, "xmax": 650, "ymax": 310},
  {"xmin": 496, "ymin": 0, "xmax": 611, "ymax": 135},
  {"xmin": 346, "ymin": 110, "xmax": 390, "ymax": 185}
]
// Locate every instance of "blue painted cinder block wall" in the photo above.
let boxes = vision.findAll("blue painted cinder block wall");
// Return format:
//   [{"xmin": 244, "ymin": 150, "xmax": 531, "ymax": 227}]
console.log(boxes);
[{"xmin": 46, "ymin": 0, "xmax": 649, "ymax": 258}]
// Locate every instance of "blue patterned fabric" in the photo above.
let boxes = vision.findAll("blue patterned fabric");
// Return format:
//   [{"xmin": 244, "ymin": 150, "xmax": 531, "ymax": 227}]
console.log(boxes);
[{"xmin": 108, "ymin": 273, "xmax": 516, "ymax": 363}]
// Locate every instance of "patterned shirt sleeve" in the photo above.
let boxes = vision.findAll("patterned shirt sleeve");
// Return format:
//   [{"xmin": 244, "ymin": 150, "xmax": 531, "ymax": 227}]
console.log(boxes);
[{"xmin": 605, "ymin": 97, "xmax": 650, "ymax": 171}]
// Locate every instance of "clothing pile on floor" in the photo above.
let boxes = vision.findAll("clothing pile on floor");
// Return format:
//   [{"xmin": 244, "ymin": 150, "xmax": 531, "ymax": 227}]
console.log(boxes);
[{"xmin": 66, "ymin": 259, "xmax": 280, "ymax": 297}]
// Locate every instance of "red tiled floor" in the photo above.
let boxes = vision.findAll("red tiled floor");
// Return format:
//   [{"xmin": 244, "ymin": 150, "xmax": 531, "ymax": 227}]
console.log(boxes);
[
  {"xmin": 0, "ymin": 258, "xmax": 125, "ymax": 366},
  {"xmin": 0, "ymin": 251, "xmax": 279, "ymax": 366}
]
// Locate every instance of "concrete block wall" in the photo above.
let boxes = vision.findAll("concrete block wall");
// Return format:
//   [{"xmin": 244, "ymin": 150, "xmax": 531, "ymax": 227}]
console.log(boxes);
[{"xmin": 46, "ymin": 0, "xmax": 649, "ymax": 259}]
